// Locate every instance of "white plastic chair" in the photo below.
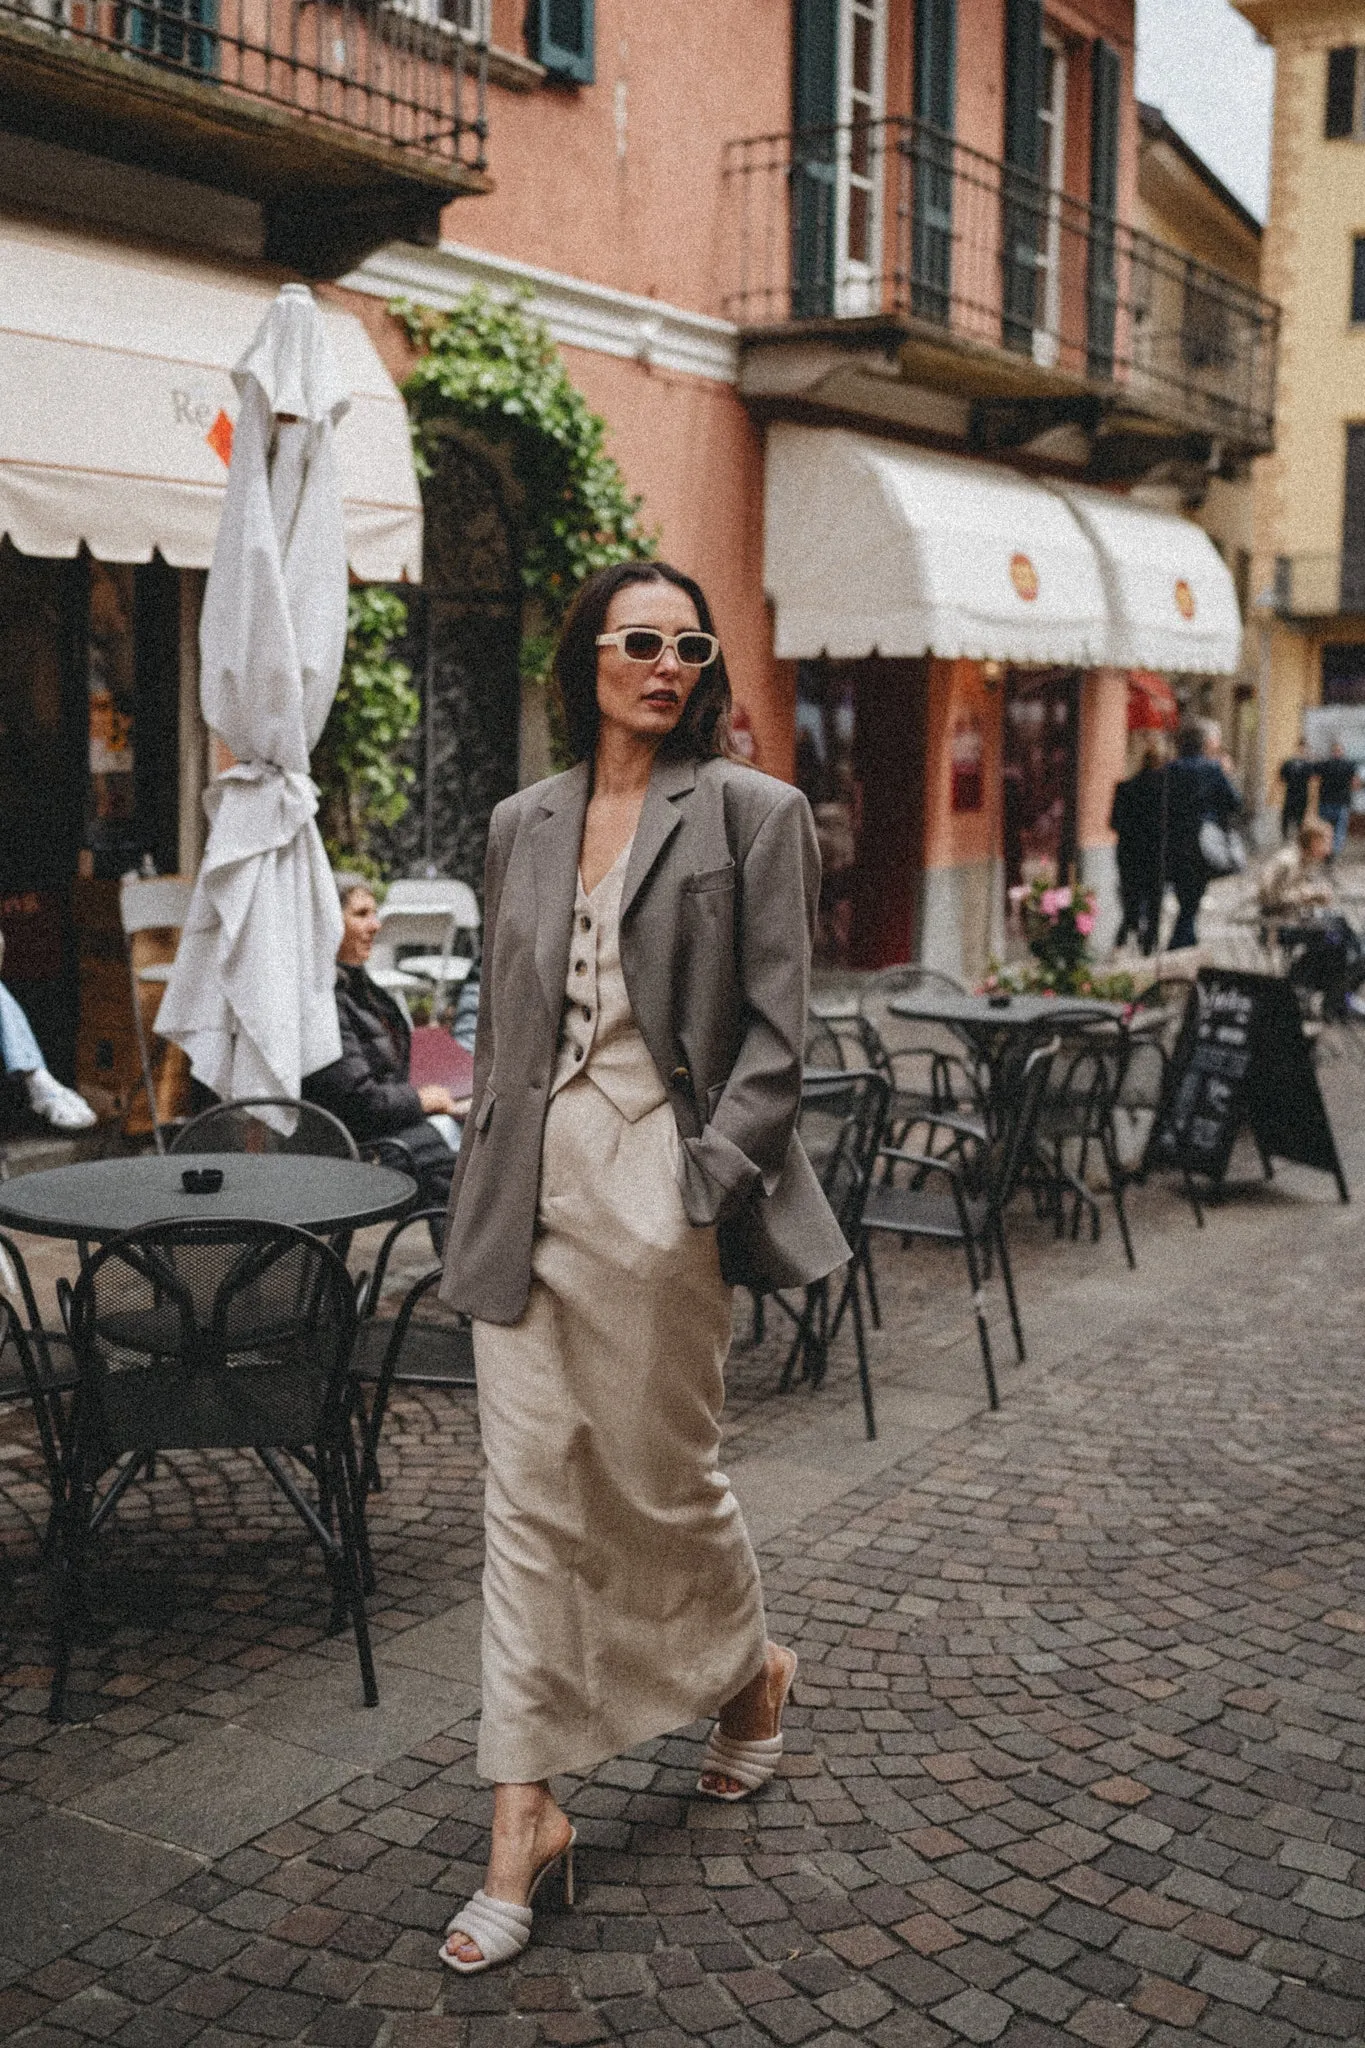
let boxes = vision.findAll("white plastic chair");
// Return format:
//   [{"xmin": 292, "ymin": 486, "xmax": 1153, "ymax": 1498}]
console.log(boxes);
[
  {"xmin": 372, "ymin": 878, "xmax": 480, "ymax": 1018},
  {"xmin": 119, "ymin": 875, "xmax": 194, "ymax": 1153}
]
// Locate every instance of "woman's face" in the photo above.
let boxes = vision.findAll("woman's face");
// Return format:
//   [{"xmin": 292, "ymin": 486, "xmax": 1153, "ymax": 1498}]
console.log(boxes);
[
  {"xmin": 338, "ymin": 888, "xmax": 380, "ymax": 965},
  {"xmin": 595, "ymin": 581, "xmax": 706, "ymax": 746}
]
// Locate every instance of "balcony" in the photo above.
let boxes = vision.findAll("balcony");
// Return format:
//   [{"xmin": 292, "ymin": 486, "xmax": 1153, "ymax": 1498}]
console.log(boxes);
[
  {"xmin": 726, "ymin": 118, "xmax": 1279, "ymax": 473},
  {"xmin": 1273, "ymin": 555, "xmax": 1365, "ymax": 623},
  {"xmin": 0, "ymin": 0, "xmax": 490, "ymax": 274}
]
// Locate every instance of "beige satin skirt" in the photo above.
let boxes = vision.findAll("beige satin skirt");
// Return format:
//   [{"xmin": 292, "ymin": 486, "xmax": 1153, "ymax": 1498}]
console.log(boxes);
[{"xmin": 472, "ymin": 1074, "xmax": 768, "ymax": 1784}]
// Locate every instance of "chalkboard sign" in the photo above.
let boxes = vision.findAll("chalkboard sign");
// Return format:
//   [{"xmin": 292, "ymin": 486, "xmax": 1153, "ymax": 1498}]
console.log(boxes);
[{"xmin": 1145, "ymin": 968, "xmax": 1348, "ymax": 1205}]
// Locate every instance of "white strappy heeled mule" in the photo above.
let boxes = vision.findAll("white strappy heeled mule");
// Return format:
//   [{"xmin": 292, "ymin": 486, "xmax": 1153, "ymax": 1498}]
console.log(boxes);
[
  {"xmin": 439, "ymin": 1829, "xmax": 577, "ymax": 1974},
  {"xmin": 697, "ymin": 1649, "xmax": 798, "ymax": 1802}
]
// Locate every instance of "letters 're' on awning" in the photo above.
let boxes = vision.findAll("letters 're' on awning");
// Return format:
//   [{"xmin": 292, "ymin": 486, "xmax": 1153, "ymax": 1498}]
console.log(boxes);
[
  {"xmin": 763, "ymin": 424, "xmax": 1108, "ymax": 667},
  {"xmin": 0, "ymin": 217, "xmax": 421, "ymax": 581},
  {"xmin": 1052, "ymin": 483, "xmax": 1242, "ymax": 677}
]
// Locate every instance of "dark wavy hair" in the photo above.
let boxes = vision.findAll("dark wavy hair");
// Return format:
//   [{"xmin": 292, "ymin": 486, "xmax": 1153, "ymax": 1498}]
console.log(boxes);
[{"xmin": 551, "ymin": 560, "xmax": 733, "ymax": 764}]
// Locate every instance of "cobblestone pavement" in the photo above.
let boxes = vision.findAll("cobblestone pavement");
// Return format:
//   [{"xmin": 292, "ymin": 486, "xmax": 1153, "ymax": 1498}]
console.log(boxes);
[{"xmin": 4, "ymin": 1052, "xmax": 1365, "ymax": 2047}]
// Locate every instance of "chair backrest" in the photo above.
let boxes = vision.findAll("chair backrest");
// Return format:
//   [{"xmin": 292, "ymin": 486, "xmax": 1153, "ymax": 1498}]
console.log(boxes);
[
  {"xmin": 857, "ymin": 964, "xmax": 969, "ymax": 1064},
  {"xmin": 169, "ymin": 1098, "xmax": 359, "ymax": 1160},
  {"xmin": 119, "ymin": 876, "xmax": 194, "ymax": 938},
  {"xmin": 802, "ymin": 1068, "xmax": 891, "ymax": 1240},
  {"xmin": 990, "ymin": 1035, "xmax": 1060, "ymax": 1213},
  {"xmin": 69, "ymin": 1221, "xmax": 357, "ymax": 1458},
  {"xmin": 1130, "ymin": 977, "xmax": 1193, "ymax": 1059},
  {"xmin": 373, "ymin": 880, "xmax": 480, "ymax": 974}
]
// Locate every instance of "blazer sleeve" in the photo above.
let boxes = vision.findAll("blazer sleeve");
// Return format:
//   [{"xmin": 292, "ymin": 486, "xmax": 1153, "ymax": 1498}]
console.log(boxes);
[
  {"xmin": 676, "ymin": 788, "xmax": 819, "ymax": 1226},
  {"xmin": 443, "ymin": 803, "xmax": 509, "ymax": 1217}
]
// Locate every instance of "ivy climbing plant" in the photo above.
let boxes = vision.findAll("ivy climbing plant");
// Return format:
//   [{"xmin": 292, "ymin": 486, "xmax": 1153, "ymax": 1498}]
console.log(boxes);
[
  {"xmin": 396, "ymin": 287, "xmax": 657, "ymax": 678},
  {"xmin": 314, "ymin": 586, "xmax": 420, "ymax": 874}
]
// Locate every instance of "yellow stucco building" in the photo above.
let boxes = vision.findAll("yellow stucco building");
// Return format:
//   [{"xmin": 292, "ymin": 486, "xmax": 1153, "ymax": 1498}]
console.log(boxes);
[
  {"xmin": 1135, "ymin": 101, "xmax": 1264, "ymax": 789},
  {"xmin": 1238, "ymin": 2, "xmax": 1365, "ymax": 804}
]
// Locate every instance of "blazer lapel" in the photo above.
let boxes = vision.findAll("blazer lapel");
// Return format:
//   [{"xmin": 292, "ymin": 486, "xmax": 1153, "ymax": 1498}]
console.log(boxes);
[
  {"xmin": 529, "ymin": 763, "xmax": 590, "ymax": 1020},
  {"xmin": 621, "ymin": 754, "xmax": 696, "ymax": 921}
]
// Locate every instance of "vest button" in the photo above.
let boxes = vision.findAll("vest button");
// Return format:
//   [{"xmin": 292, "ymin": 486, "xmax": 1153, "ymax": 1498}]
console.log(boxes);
[{"xmin": 671, "ymin": 1065, "xmax": 691, "ymax": 1087}]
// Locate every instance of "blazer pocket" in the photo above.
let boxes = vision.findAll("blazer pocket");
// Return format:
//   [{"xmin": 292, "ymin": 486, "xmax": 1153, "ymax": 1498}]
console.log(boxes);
[
  {"xmin": 683, "ymin": 862, "xmax": 736, "ymax": 895},
  {"xmin": 474, "ymin": 1088, "xmax": 496, "ymax": 1134}
]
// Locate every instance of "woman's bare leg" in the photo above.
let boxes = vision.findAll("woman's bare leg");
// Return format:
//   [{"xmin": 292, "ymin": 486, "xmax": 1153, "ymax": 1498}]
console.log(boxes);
[
  {"xmin": 699, "ymin": 1641, "xmax": 797, "ymax": 1799},
  {"xmin": 442, "ymin": 1780, "xmax": 575, "ymax": 1967}
]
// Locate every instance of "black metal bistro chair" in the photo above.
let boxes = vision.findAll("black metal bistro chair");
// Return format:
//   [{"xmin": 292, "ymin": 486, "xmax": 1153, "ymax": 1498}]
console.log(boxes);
[
  {"xmin": 49, "ymin": 1220, "xmax": 374, "ymax": 1722},
  {"xmin": 0, "ymin": 1231, "xmax": 79, "ymax": 1549},
  {"xmin": 169, "ymin": 1097, "xmax": 359, "ymax": 1160},
  {"xmin": 351, "ymin": 1207, "xmax": 475, "ymax": 1498},
  {"xmin": 1030, "ymin": 1019, "xmax": 1138, "ymax": 1268},
  {"xmin": 855, "ymin": 967, "xmax": 987, "ymax": 1144},
  {"xmin": 757, "ymin": 1069, "xmax": 890, "ymax": 1439},
  {"xmin": 860, "ymin": 1034, "xmax": 1059, "ymax": 1410}
]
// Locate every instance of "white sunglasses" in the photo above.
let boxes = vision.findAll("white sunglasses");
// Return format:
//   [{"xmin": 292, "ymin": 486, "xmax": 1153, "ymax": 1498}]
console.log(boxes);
[{"xmin": 596, "ymin": 627, "xmax": 720, "ymax": 667}]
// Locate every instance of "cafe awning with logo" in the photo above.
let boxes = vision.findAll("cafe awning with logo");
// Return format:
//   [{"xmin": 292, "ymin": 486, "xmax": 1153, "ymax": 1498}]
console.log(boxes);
[
  {"xmin": 1049, "ymin": 483, "xmax": 1243, "ymax": 677},
  {"xmin": 0, "ymin": 217, "xmax": 421, "ymax": 581},
  {"xmin": 763, "ymin": 425, "xmax": 1109, "ymax": 667}
]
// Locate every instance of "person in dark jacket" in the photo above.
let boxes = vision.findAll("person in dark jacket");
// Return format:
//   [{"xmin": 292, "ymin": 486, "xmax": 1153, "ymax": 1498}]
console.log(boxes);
[
  {"xmin": 1164, "ymin": 720, "xmax": 1243, "ymax": 951},
  {"xmin": 1313, "ymin": 739, "xmax": 1360, "ymax": 860},
  {"xmin": 1110, "ymin": 741, "xmax": 1166, "ymax": 954},
  {"xmin": 1278, "ymin": 739, "xmax": 1314, "ymax": 841},
  {"xmin": 303, "ymin": 877, "xmax": 465, "ymax": 1208}
]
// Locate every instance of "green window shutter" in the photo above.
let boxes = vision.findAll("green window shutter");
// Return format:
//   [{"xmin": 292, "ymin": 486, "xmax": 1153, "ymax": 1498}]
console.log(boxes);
[
  {"xmin": 1089, "ymin": 38, "xmax": 1120, "ymax": 215},
  {"xmin": 911, "ymin": 0, "xmax": 956, "ymax": 321},
  {"xmin": 531, "ymin": 0, "xmax": 594, "ymax": 84},
  {"xmin": 1087, "ymin": 37, "xmax": 1121, "ymax": 376},
  {"xmin": 914, "ymin": 0, "xmax": 956, "ymax": 129},
  {"xmin": 1326, "ymin": 46, "xmax": 1357, "ymax": 138},
  {"xmin": 1001, "ymin": 0, "xmax": 1043, "ymax": 350},
  {"xmin": 1003, "ymin": 0, "xmax": 1043, "ymax": 175},
  {"xmin": 791, "ymin": 0, "xmax": 839, "ymax": 318}
]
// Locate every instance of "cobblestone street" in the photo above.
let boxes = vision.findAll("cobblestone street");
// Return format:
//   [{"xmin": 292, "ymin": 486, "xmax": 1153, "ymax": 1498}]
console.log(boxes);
[{"xmin": 4, "ymin": 1035, "xmax": 1365, "ymax": 2048}]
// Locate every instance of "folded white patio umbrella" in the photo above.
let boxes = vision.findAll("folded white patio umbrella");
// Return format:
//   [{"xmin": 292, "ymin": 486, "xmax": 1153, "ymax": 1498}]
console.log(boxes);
[{"xmin": 159, "ymin": 284, "xmax": 350, "ymax": 1127}]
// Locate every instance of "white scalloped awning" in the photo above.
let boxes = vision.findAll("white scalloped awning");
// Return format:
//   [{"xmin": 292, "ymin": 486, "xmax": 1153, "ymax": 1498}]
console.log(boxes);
[
  {"xmin": 1050, "ymin": 482, "xmax": 1243, "ymax": 676},
  {"xmin": 763, "ymin": 424, "xmax": 1108, "ymax": 667},
  {"xmin": 0, "ymin": 217, "xmax": 421, "ymax": 582}
]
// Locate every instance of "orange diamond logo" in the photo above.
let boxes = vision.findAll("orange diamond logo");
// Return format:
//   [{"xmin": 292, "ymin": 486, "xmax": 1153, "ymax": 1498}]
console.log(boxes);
[
  {"xmin": 206, "ymin": 409, "xmax": 234, "ymax": 467},
  {"xmin": 1174, "ymin": 577, "xmax": 1196, "ymax": 621},
  {"xmin": 1010, "ymin": 552, "xmax": 1040, "ymax": 602}
]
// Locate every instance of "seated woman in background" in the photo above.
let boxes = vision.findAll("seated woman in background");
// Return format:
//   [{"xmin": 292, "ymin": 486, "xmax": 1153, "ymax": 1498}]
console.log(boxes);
[
  {"xmin": 0, "ymin": 933, "xmax": 95, "ymax": 1132},
  {"xmin": 1260, "ymin": 821, "xmax": 1365, "ymax": 1018},
  {"xmin": 303, "ymin": 875, "xmax": 467, "ymax": 1210}
]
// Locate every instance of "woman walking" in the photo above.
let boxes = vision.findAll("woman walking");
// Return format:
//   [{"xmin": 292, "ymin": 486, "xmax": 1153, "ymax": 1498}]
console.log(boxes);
[{"xmin": 436, "ymin": 561, "xmax": 848, "ymax": 1973}]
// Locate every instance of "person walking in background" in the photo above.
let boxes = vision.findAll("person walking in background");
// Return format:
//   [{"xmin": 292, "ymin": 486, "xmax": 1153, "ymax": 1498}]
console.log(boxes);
[
  {"xmin": 1314, "ymin": 739, "xmax": 1359, "ymax": 861},
  {"xmin": 1164, "ymin": 720, "xmax": 1243, "ymax": 951},
  {"xmin": 0, "ymin": 933, "xmax": 95, "ymax": 1131},
  {"xmin": 1110, "ymin": 740, "xmax": 1166, "ymax": 954},
  {"xmin": 434, "ymin": 560, "xmax": 846, "ymax": 1974},
  {"xmin": 1278, "ymin": 738, "xmax": 1314, "ymax": 841}
]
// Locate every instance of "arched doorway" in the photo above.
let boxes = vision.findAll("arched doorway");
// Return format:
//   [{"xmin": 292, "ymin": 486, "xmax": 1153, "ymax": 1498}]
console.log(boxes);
[{"xmin": 374, "ymin": 425, "xmax": 524, "ymax": 894}]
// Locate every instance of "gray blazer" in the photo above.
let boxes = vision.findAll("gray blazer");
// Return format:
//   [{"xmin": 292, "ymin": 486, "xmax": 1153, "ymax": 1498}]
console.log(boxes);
[{"xmin": 439, "ymin": 752, "xmax": 849, "ymax": 1323}]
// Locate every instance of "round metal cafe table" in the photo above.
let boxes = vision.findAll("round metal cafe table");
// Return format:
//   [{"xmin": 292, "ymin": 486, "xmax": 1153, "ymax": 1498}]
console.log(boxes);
[{"xmin": 0, "ymin": 1154, "xmax": 417, "ymax": 1244}]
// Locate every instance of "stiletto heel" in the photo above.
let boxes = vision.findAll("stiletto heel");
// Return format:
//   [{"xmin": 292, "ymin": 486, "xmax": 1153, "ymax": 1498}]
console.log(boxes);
[{"xmin": 563, "ymin": 1843, "xmax": 576, "ymax": 1909}]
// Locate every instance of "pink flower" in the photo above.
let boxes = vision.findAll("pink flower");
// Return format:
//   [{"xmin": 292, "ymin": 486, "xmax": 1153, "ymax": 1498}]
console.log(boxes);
[
  {"xmin": 1075, "ymin": 912, "xmax": 1095, "ymax": 936},
  {"xmin": 1039, "ymin": 888, "xmax": 1062, "ymax": 917}
]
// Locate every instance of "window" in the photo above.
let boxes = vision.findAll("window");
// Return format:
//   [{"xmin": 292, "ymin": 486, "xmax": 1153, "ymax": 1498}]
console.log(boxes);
[
  {"xmin": 1343, "ymin": 423, "xmax": 1365, "ymax": 611},
  {"xmin": 1353, "ymin": 237, "xmax": 1365, "ymax": 324},
  {"xmin": 530, "ymin": 0, "xmax": 593, "ymax": 84},
  {"xmin": 1327, "ymin": 46, "xmax": 1360, "ymax": 139},
  {"xmin": 910, "ymin": 0, "xmax": 956, "ymax": 322},
  {"xmin": 790, "ymin": 0, "xmax": 887, "ymax": 319},
  {"xmin": 1088, "ymin": 39, "xmax": 1121, "ymax": 376},
  {"xmin": 385, "ymin": 0, "xmax": 489, "ymax": 34}
]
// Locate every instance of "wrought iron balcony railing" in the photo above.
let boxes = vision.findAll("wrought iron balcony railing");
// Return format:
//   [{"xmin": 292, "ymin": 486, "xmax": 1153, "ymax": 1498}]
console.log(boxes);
[
  {"xmin": 1274, "ymin": 554, "xmax": 1365, "ymax": 621},
  {"xmin": 725, "ymin": 117, "xmax": 1278, "ymax": 452},
  {"xmin": 0, "ymin": 0, "xmax": 488, "ymax": 171}
]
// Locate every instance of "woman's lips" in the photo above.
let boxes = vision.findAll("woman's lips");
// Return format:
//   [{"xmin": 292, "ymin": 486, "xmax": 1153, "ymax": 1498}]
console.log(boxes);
[{"xmin": 644, "ymin": 689, "xmax": 679, "ymax": 707}]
